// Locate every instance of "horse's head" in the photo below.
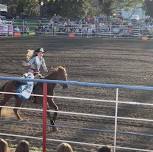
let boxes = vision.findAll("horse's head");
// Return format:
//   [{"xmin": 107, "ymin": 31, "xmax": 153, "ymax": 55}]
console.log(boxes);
[{"xmin": 55, "ymin": 66, "xmax": 68, "ymax": 89}]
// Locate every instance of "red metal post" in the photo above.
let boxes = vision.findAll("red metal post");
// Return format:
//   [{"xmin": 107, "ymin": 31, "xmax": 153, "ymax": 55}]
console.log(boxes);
[{"xmin": 43, "ymin": 83, "xmax": 47, "ymax": 152}]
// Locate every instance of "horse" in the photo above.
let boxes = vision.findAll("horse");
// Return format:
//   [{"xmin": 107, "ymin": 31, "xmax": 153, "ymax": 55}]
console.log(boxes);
[{"xmin": 0, "ymin": 66, "xmax": 68, "ymax": 131}]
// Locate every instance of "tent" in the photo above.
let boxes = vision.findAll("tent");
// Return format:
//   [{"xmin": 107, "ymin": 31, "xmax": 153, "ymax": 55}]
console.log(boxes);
[{"xmin": 0, "ymin": 4, "xmax": 7, "ymax": 12}]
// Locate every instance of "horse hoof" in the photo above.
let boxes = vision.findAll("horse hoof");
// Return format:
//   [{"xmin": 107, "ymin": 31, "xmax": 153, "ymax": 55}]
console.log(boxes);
[
  {"xmin": 52, "ymin": 126, "xmax": 58, "ymax": 132},
  {"xmin": 18, "ymin": 117, "xmax": 23, "ymax": 121}
]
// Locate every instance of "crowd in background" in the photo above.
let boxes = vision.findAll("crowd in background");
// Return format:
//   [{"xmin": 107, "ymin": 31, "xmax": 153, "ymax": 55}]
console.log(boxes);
[
  {"xmin": 0, "ymin": 14, "xmax": 153, "ymax": 38},
  {"xmin": 35, "ymin": 14, "xmax": 153, "ymax": 38},
  {"xmin": 0, "ymin": 138, "xmax": 112, "ymax": 152}
]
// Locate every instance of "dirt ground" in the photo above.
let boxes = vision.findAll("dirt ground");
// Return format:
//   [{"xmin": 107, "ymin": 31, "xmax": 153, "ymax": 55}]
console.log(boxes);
[{"xmin": 1, "ymin": 36, "xmax": 153, "ymax": 152}]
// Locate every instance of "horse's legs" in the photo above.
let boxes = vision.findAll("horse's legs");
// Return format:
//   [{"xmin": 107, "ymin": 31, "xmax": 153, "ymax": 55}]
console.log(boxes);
[
  {"xmin": 32, "ymin": 83, "xmax": 41, "ymax": 104},
  {"xmin": 47, "ymin": 98, "xmax": 58, "ymax": 131},
  {"xmin": 32, "ymin": 85, "xmax": 38, "ymax": 104},
  {"xmin": 0, "ymin": 94, "xmax": 12, "ymax": 117},
  {"xmin": 14, "ymin": 96, "xmax": 22, "ymax": 120}
]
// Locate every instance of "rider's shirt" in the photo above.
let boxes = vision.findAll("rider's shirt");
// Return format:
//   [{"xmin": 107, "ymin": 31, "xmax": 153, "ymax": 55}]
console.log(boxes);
[
  {"xmin": 16, "ymin": 72, "xmax": 34, "ymax": 101},
  {"xmin": 28, "ymin": 56, "xmax": 48, "ymax": 73}
]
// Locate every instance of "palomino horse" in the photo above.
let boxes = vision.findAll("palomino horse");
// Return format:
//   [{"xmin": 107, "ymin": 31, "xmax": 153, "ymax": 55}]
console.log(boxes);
[{"xmin": 0, "ymin": 66, "xmax": 68, "ymax": 131}]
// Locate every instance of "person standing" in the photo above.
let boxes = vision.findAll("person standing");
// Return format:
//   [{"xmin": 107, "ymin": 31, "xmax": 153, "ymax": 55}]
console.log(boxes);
[
  {"xmin": 56, "ymin": 143, "xmax": 74, "ymax": 152},
  {"xmin": 15, "ymin": 140, "xmax": 30, "ymax": 152},
  {"xmin": 0, "ymin": 138, "xmax": 9, "ymax": 152},
  {"xmin": 98, "ymin": 146, "xmax": 112, "ymax": 152}
]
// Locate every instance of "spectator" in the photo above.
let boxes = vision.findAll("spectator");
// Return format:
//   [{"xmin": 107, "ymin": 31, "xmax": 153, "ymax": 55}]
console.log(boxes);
[
  {"xmin": 0, "ymin": 138, "xmax": 9, "ymax": 152},
  {"xmin": 98, "ymin": 146, "xmax": 112, "ymax": 152},
  {"xmin": 56, "ymin": 143, "xmax": 74, "ymax": 152},
  {"xmin": 15, "ymin": 140, "xmax": 29, "ymax": 152}
]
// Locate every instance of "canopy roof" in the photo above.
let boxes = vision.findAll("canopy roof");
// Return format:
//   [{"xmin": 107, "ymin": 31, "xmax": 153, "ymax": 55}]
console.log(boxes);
[{"xmin": 0, "ymin": 4, "xmax": 7, "ymax": 12}]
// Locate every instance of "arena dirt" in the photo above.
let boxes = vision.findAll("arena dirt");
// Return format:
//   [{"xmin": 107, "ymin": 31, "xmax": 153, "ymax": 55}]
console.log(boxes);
[{"xmin": 1, "ymin": 36, "xmax": 153, "ymax": 152}]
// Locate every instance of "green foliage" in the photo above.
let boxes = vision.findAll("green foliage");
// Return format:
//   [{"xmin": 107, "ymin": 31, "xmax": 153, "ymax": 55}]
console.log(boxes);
[
  {"xmin": 116, "ymin": 0, "xmax": 144, "ymax": 8},
  {"xmin": 47, "ymin": 0, "xmax": 94, "ymax": 19},
  {"xmin": 5, "ymin": 0, "xmax": 95, "ymax": 18},
  {"xmin": 16, "ymin": 0, "xmax": 39, "ymax": 17},
  {"xmin": 3, "ymin": 0, "xmax": 145, "ymax": 18},
  {"xmin": 6, "ymin": 0, "xmax": 39, "ymax": 17},
  {"xmin": 144, "ymin": 0, "xmax": 153, "ymax": 18},
  {"xmin": 98, "ymin": 0, "xmax": 114, "ymax": 16},
  {"xmin": 98, "ymin": 0, "xmax": 144, "ymax": 16}
]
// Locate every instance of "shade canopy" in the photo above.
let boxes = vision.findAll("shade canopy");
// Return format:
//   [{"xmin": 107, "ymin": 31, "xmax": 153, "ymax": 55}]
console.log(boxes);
[{"xmin": 0, "ymin": 4, "xmax": 7, "ymax": 12}]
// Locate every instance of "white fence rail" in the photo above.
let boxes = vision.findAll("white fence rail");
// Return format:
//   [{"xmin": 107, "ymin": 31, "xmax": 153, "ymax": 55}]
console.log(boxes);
[{"xmin": 0, "ymin": 76, "xmax": 153, "ymax": 152}]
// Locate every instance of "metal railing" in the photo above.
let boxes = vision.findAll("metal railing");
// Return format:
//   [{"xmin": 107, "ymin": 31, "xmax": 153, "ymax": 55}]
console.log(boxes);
[
  {"xmin": 0, "ymin": 76, "xmax": 153, "ymax": 152},
  {"xmin": 1, "ymin": 20, "xmax": 153, "ymax": 39}
]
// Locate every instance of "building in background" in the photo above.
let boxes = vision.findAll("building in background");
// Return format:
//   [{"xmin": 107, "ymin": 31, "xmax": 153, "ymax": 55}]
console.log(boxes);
[
  {"xmin": 121, "ymin": 4, "xmax": 145, "ymax": 20},
  {"xmin": 0, "ymin": 4, "xmax": 7, "ymax": 16},
  {"xmin": 0, "ymin": 4, "xmax": 7, "ymax": 12}
]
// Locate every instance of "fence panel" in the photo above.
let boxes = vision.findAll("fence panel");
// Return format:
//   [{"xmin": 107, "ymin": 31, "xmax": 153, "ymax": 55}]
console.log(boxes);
[{"xmin": 0, "ymin": 76, "xmax": 153, "ymax": 152}]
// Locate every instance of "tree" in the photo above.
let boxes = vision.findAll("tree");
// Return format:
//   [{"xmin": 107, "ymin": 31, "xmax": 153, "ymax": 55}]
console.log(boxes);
[
  {"xmin": 25, "ymin": 0, "xmax": 40, "ymax": 17},
  {"xmin": 16, "ymin": 0, "xmax": 39, "ymax": 17},
  {"xmin": 47, "ymin": 0, "xmax": 93, "ymax": 19},
  {"xmin": 5, "ymin": 0, "xmax": 95, "ymax": 18},
  {"xmin": 5, "ymin": 0, "xmax": 18, "ymax": 18},
  {"xmin": 97, "ymin": 0, "xmax": 144, "ymax": 16},
  {"xmin": 144, "ymin": 0, "xmax": 153, "ymax": 18},
  {"xmin": 113, "ymin": 0, "xmax": 144, "ymax": 9},
  {"xmin": 4, "ymin": 0, "xmax": 145, "ymax": 19},
  {"xmin": 5, "ymin": 0, "xmax": 39, "ymax": 17},
  {"xmin": 98, "ymin": 0, "xmax": 114, "ymax": 16}
]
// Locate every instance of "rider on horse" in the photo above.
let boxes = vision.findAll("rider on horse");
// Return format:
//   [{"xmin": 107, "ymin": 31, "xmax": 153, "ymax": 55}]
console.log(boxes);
[{"xmin": 23, "ymin": 48, "xmax": 48, "ymax": 78}]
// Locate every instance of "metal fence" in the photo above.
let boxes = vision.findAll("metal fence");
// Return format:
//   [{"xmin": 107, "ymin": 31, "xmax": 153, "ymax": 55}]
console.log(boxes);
[
  {"xmin": 1, "ymin": 19, "xmax": 153, "ymax": 39},
  {"xmin": 0, "ymin": 76, "xmax": 153, "ymax": 152}
]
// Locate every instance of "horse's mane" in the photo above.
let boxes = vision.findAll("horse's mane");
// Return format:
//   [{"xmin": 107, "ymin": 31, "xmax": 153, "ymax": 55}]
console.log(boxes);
[
  {"xmin": 55, "ymin": 66, "xmax": 66, "ymax": 72},
  {"xmin": 45, "ymin": 66, "xmax": 67, "ymax": 79}
]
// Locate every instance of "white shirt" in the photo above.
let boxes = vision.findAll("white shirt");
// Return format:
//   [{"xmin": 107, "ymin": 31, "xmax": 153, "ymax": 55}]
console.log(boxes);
[{"xmin": 28, "ymin": 56, "xmax": 48, "ymax": 73}]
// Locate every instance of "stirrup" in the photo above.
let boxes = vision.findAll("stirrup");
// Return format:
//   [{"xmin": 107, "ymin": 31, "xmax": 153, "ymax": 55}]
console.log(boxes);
[
  {"xmin": 39, "ymin": 74, "xmax": 45, "ymax": 79},
  {"xmin": 35, "ymin": 73, "xmax": 44, "ymax": 79}
]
